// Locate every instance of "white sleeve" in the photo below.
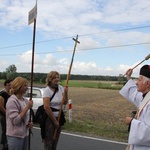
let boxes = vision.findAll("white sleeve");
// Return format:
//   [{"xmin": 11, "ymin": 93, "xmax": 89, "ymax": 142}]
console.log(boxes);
[
  {"xmin": 43, "ymin": 87, "xmax": 51, "ymax": 98},
  {"xmin": 119, "ymin": 79, "xmax": 142, "ymax": 107}
]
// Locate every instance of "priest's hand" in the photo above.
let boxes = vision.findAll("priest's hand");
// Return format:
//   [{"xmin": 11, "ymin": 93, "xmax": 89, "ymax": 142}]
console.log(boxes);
[
  {"xmin": 125, "ymin": 69, "xmax": 133, "ymax": 80},
  {"xmin": 125, "ymin": 117, "xmax": 133, "ymax": 125}
]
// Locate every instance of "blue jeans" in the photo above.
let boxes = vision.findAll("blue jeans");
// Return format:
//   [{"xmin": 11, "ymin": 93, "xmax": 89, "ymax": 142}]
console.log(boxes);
[{"xmin": 7, "ymin": 136, "xmax": 29, "ymax": 150}]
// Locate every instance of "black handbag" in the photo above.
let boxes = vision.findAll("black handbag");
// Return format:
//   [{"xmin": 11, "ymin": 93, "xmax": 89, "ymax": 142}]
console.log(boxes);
[{"xmin": 35, "ymin": 89, "xmax": 57, "ymax": 139}]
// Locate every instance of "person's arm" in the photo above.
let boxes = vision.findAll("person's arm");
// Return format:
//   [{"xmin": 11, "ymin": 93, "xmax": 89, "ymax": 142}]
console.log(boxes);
[
  {"xmin": 126, "ymin": 116, "xmax": 133, "ymax": 132},
  {"xmin": 125, "ymin": 69, "xmax": 133, "ymax": 81},
  {"xmin": 6, "ymin": 97, "xmax": 33, "ymax": 125},
  {"xmin": 43, "ymin": 97, "xmax": 59, "ymax": 128},
  {"xmin": 120, "ymin": 68, "xmax": 142, "ymax": 107},
  {"xmin": 0, "ymin": 96, "xmax": 5, "ymax": 115},
  {"xmin": 19, "ymin": 100, "xmax": 33, "ymax": 119},
  {"xmin": 120, "ymin": 79, "xmax": 142, "ymax": 107}
]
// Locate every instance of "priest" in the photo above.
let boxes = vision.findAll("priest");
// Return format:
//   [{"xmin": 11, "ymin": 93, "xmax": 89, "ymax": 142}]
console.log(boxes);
[{"xmin": 120, "ymin": 65, "xmax": 150, "ymax": 150}]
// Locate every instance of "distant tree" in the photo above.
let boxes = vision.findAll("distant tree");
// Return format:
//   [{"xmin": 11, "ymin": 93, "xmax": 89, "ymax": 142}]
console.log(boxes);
[
  {"xmin": 0, "ymin": 72, "xmax": 7, "ymax": 80},
  {"xmin": 41, "ymin": 76, "xmax": 46, "ymax": 83},
  {"xmin": 5, "ymin": 64, "xmax": 17, "ymax": 80},
  {"xmin": 6, "ymin": 64, "xmax": 17, "ymax": 73},
  {"xmin": 6, "ymin": 72, "xmax": 17, "ymax": 80},
  {"xmin": 118, "ymin": 74, "xmax": 123, "ymax": 84}
]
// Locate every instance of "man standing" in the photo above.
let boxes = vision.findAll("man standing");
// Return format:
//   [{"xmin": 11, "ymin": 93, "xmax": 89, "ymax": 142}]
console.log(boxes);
[
  {"xmin": 119, "ymin": 65, "xmax": 150, "ymax": 150},
  {"xmin": 0, "ymin": 79, "xmax": 12, "ymax": 150}
]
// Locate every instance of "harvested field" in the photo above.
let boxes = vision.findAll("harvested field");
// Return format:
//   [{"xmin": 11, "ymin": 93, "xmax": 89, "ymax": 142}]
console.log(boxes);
[
  {"xmin": 68, "ymin": 87, "xmax": 135, "ymax": 122},
  {"xmin": 64, "ymin": 87, "xmax": 136, "ymax": 142}
]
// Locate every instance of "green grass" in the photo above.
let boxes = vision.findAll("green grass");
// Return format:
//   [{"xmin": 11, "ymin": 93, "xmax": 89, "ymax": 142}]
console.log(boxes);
[
  {"xmin": 63, "ymin": 119, "xmax": 128, "ymax": 142},
  {"xmin": 60, "ymin": 80, "xmax": 123, "ymax": 90},
  {"xmin": 0, "ymin": 79, "xmax": 124, "ymax": 90}
]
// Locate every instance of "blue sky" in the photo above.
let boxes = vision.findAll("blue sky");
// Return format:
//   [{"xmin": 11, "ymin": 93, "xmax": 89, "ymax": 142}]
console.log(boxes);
[{"xmin": 0, "ymin": 0, "xmax": 150, "ymax": 77}]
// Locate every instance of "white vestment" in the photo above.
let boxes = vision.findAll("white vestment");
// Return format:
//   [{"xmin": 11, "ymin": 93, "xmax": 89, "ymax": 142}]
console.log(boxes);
[{"xmin": 120, "ymin": 79, "xmax": 150, "ymax": 150}]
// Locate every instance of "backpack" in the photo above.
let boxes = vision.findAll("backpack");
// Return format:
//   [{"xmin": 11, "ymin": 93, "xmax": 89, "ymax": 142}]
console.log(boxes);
[{"xmin": 35, "ymin": 89, "xmax": 57, "ymax": 139}]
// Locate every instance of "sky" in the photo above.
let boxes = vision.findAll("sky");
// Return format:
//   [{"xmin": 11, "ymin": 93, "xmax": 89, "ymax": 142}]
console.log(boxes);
[{"xmin": 0, "ymin": 0, "xmax": 150, "ymax": 77}]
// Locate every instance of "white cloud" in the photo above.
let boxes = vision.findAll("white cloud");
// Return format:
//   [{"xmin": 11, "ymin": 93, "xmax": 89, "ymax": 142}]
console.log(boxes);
[
  {"xmin": 0, "ymin": 60, "xmax": 8, "ymax": 72},
  {"xmin": 43, "ymin": 54, "xmax": 57, "ymax": 65},
  {"xmin": 118, "ymin": 62, "xmax": 142, "ymax": 77},
  {"xmin": 18, "ymin": 50, "xmax": 41, "ymax": 64},
  {"xmin": 77, "ymin": 37, "xmax": 100, "ymax": 51},
  {"xmin": 72, "ymin": 61, "xmax": 99, "ymax": 75},
  {"xmin": 1, "ymin": 0, "xmax": 150, "ymax": 33},
  {"xmin": 0, "ymin": 0, "xmax": 150, "ymax": 76},
  {"xmin": 102, "ymin": 0, "xmax": 150, "ymax": 24}
]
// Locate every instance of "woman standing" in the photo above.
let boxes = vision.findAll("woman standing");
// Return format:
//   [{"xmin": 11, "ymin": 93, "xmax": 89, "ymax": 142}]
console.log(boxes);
[
  {"xmin": 43, "ymin": 71, "xmax": 68, "ymax": 150},
  {"xmin": 6, "ymin": 77, "xmax": 33, "ymax": 150}
]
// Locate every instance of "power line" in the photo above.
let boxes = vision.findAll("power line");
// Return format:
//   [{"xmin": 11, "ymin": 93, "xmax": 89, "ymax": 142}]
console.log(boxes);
[
  {"xmin": 0, "ymin": 25, "xmax": 150, "ymax": 50},
  {"xmin": 79, "ymin": 25, "xmax": 150, "ymax": 37},
  {"xmin": 0, "ymin": 41, "xmax": 150, "ymax": 57},
  {"xmin": 79, "ymin": 42, "xmax": 150, "ymax": 51},
  {"xmin": 0, "ymin": 36, "xmax": 72, "ymax": 50}
]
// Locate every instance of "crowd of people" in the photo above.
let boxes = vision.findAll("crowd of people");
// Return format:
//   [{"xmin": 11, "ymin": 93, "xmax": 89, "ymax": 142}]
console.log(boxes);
[
  {"xmin": 0, "ymin": 65, "xmax": 150, "ymax": 150},
  {"xmin": 0, "ymin": 71, "xmax": 68, "ymax": 150}
]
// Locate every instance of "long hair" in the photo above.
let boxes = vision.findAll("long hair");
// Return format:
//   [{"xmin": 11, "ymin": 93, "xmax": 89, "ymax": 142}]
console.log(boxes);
[
  {"xmin": 10, "ymin": 77, "xmax": 28, "ymax": 95},
  {"xmin": 46, "ymin": 71, "xmax": 60, "ymax": 86}
]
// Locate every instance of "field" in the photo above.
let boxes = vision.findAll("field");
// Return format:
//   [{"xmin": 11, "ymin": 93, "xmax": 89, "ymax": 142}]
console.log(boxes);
[
  {"xmin": 0, "ymin": 80, "xmax": 136, "ymax": 142},
  {"xmin": 63, "ymin": 86, "xmax": 136, "ymax": 142}
]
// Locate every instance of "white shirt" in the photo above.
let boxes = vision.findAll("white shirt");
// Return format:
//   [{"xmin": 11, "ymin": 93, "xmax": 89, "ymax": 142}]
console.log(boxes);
[
  {"xmin": 43, "ymin": 85, "xmax": 64, "ymax": 117},
  {"xmin": 120, "ymin": 79, "xmax": 150, "ymax": 150}
]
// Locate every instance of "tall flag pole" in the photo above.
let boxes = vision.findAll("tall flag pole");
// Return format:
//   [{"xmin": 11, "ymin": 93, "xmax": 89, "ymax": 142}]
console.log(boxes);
[
  {"xmin": 53, "ymin": 35, "xmax": 80, "ymax": 140},
  {"xmin": 28, "ymin": 1, "xmax": 37, "ymax": 150}
]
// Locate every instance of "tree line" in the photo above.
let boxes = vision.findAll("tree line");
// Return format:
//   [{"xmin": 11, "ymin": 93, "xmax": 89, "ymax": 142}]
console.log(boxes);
[{"xmin": 0, "ymin": 64, "xmax": 127, "ymax": 83}]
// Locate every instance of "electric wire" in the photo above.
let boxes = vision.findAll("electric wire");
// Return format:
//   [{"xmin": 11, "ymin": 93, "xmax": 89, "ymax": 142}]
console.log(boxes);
[
  {"xmin": 0, "ymin": 41, "xmax": 150, "ymax": 57},
  {"xmin": 0, "ymin": 25, "xmax": 150, "ymax": 50},
  {"xmin": 0, "ymin": 25, "xmax": 150, "ymax": 57}
]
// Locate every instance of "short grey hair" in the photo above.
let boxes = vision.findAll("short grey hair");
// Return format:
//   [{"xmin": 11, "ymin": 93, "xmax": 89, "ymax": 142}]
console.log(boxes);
[{"xmin": 142, "ymin": 76, "xmax": 150, "ymax": 84}]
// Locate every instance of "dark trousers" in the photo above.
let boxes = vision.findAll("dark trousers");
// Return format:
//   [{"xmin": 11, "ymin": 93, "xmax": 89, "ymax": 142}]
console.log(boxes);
[
  {"xmin": 0, "ymin": 116, "xmax": 7, "ymax": 145},
  {"xmin": 44, "ymin": 117, "xmax": 61, "ymax": 150}
]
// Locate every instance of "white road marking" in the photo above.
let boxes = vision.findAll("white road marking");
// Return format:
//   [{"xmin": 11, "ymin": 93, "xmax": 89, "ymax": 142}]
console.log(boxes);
[{"xmin": 33, "ymin": 126, "xmax": 127, "ymax": 145}]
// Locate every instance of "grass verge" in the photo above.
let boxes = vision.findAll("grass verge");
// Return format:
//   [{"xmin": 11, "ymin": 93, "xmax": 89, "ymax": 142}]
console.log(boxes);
[{"xmin": 63, "ymin": 119, "xmax": 128, "ymax": 142}]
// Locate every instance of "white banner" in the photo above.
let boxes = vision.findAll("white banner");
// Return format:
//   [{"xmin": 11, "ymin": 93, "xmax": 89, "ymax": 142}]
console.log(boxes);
[{"xmin": 28, "ymin": 2, "xmax": 37, "ymax": 25}]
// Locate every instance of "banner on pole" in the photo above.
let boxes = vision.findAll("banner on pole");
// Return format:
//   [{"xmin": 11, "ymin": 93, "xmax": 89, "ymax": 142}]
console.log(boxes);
[{"xmin": 28, "ymin": 2, "xmax": 37, "ymax": 25}]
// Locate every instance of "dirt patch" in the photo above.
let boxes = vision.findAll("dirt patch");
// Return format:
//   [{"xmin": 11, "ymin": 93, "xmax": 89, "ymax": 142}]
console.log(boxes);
[
  {"xmin": 67, "ymin": 87, "xmax": 136, "ymax": 122},
  {"xmin": 63, "ymin": 87, "xmax": 136, "ymax": 141}
]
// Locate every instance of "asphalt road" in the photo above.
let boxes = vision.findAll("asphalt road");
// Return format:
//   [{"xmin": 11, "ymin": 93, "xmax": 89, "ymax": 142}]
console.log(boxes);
[
  {"xmin": 57, "ymin": 132, "xmax": 127, "ymax": 150},
  {"xmin": 0, "ymin": 127, "xmax": 127, "ymax": 150},
  {"xmin": 31, "ymin": 127, "xmax": 128, "ymax": 150}
]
